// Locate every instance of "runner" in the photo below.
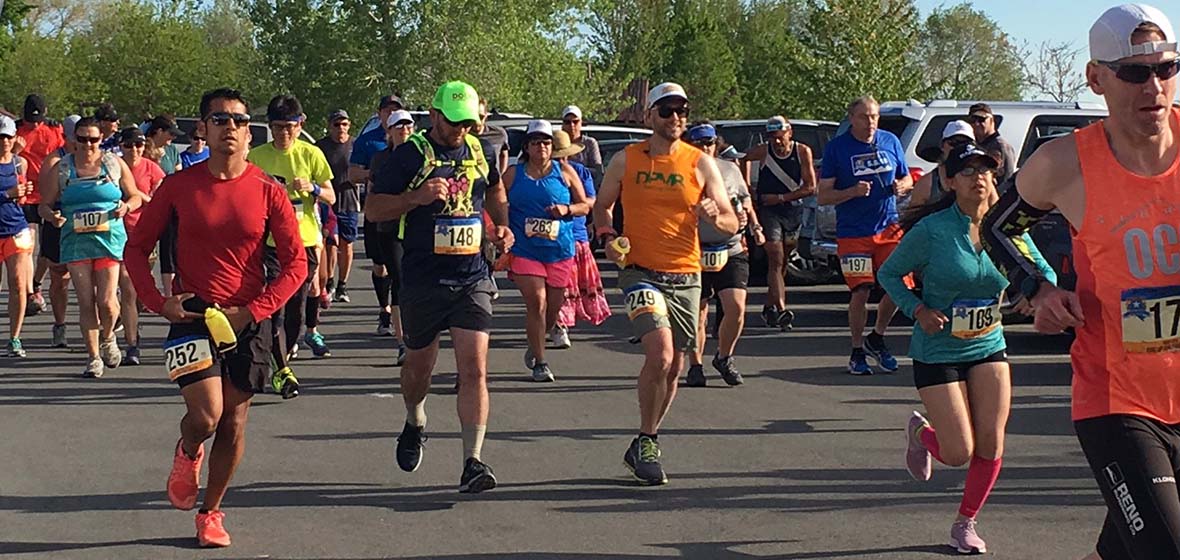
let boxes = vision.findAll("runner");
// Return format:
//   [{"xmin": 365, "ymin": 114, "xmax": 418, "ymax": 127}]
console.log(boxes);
[
  {"xmin": 910, "ymin": 121, "xmax": 975, "ymax": 207},
  {"xmin": 551, "ymin": 129, "xmax": 610, "ymax": 346},
  {"xmin": 125, "ymin": 87, "xmax": 307, "ymax": 548},
  {"xmin": 593, "ymin": 82, "xmax": 739, "ymax": 485},
  {"xmin": 966, "ymin": 104, "xmax": 1018, "ymax": 185},
  {"xmin": 0, "ymin": 115, "xmax": 34, "ymax": 357},
  {"xmin": 560, "ymin": 105, "xmax": 602, "ymax": 173},
  {"xmin": 94, "ymin": 103, "xmax": 122, "ymax": 155},
  {"xmin": 35, "ymin": 115, "xmax": 79, "ymax": 349},
  {"xmin": 179, "ymin": 133, "xmax": 209, "ymax": 169},
  {"xmin": 314, "ymin": 110, "xmax": 357, "ymax": 303},
  {"xmin": 146, "ymin": 115, "xmax": 183, "ymax": 174},
  {"xmin": 475, "ymin": 98, "xmax": 510, "ymax": 174},
  {"xmin": 742, "ymin": 115, "xmax": 816, "ymax": 331},
  {"xmin": 247, "ymin": 95, "xmax": 336, "ymax": 376},
  {"xmin": 818, "ymin": 96, "xmax": 914, "ymax": 375},
  {"xmin": 504, "ymin": 120, "xmax": 589, "ymax": 382},
  {"xmin": 684, "ymin": 122, "xmax": 764, "ymax": 387},
  {"xmin": 117, "ymin": 127, "xmax": 166, "ymax": 366},
  {"xmin": 348, "ymin": 94, "xmax": 403, "ymax": 188},
  {"xmin": 365, "ymin": 81, "xmax": 510, "ymax": 493},
  {"xmin": 979, "ymin": 5, "xmax": 1180, "ymax": 559},
  {"xmin": 881, "ymin": 143, "xmax": 1056, "ymax": 555},
  {"xmin": 39, "ymin": 117, "xmax": 142, "ymax": 378},
  {"xmin": 15, "ymin": 94, "xmax": 64, "ymax": 318}
]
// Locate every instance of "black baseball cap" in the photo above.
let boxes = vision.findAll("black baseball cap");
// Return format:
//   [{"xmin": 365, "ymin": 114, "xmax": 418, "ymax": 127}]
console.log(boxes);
[
  {"xmin": 94, "ymin": 103, "xmax": 119, "ymax": 122},
  {"xmin": 379, "ymin": 94, "xmax": 404, "ymax": 110},
  {"xmin": 328, "ymin": 109, "xmax": 350, "ymax": 123},
  {"xmin": 117, "ymin": 126, "xmax": 146, "ymax": 144},
  {"xmin": 146, "ymin": 115, "xmax": 182, "ymax": 136},
  {"xmin": 23, "ymin": 94, "xmax": 46, "ymax": 123},
  {"xmin": 945, "ymin": 143, "xmax": 1000, "ymax": 177},
  {"xmin": 968, "ymin": 103, "xmax": 993, "ymax": 118}
]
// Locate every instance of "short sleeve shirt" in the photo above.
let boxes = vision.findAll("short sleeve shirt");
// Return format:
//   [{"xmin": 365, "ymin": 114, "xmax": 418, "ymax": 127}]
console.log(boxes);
[
  {"xmin": 316, "ymin": 136, "xmax": 360, "ymax": 213},
  {"xmin": 159, "ymin": 144, "xmax": 182, "ymax": 175},
  {"xmin": 247, "ymin": 140, "xmax": 335, "ymax": 247},
  {"xmin": 349, "ymin": 127, "xmax": 387, "ymax": 171},
  {"xmin": 820, "ymin": 130, "xmax": 907, "ymax": 238},
  {"xmin": 568, "ymin": 135, "xmax": 602, "ymax": 170},
  {"xmin": 123, "ymin": 158, "xmax": 166, "ymax": 231}
]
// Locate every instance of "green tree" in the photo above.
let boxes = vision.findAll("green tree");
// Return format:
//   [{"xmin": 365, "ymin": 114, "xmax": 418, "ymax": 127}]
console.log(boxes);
[
  {"xmin": 0, "ymin": 0, "xmax": 33, "ymax": 54},
  {"xmin": 916, "ymin": 4, "xmax": 1023, "ymax": 100},
  {"xmin": 733, "ymin": 0, "xmax": 807, "ymax": 118}
]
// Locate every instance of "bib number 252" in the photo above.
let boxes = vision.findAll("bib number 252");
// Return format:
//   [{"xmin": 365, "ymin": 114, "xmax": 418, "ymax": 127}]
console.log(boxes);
[{"xmin": 163, "ymin": 336, "xmax": 214, "ymax": 382}]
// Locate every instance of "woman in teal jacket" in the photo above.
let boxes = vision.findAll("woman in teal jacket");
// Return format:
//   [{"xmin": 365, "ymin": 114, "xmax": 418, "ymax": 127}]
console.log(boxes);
[{"xmin": 878, "ymin": 143, "xmax": 1056, "ymax": 555}]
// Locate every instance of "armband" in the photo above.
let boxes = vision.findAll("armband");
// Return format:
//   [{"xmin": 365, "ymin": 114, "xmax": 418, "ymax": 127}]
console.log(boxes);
[{"xmin": 980, "ymin": 179, "xmax": 1052, "ymax": 298}]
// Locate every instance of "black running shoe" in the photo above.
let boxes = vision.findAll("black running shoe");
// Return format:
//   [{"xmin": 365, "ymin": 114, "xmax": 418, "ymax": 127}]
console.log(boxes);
[
  {"xmin": 396, "ymin": 423, "xmax": 427, "ymax": 472},
  {"xmin": 777, "ymin": 309, "xmax": 795, "ymax": 332},
  {"xmin": 459, "ymin": 457, "xmax": 497, "ymax": 493},
  {"xmin": 760, "ymin": 306, "xmax": 778, "ymax": 328},
  {"xmin": 685, "ymin": 364, "xmax": 706, "ymax": 387},
  {"xmin": 712, "ymin": 354, "xmax": 744, "ymax": 386},
  {"xmin": 624, "ymin": 436, "xmax": 668, "ymax": 486}
]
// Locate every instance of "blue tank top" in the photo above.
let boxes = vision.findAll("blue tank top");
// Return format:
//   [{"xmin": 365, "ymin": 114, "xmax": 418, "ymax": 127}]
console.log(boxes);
[
  {"xmin": 508, "ymin": 162, "xmax": 574, "ymax": 263},
  {"xmin": 59, "ymin": 154, "xmax": 126, "ymax": 263},
  {"xmin": 0, "ymin": 159, "xmax": 27, "ymax": 238}
]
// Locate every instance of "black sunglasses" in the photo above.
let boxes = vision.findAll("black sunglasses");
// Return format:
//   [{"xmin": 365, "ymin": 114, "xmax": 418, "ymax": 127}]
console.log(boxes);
[
  {"xmin": 206, "ymin": 112, "xmax": 252, "ymax": 126},
  {"xmin": 967, "ymin": 115, "xmax": 989, "ymax": 124},
  {"xmin": 190, "ymin": 136, "xmax": 205, "ymax": 142},
  {"xmin": 121, "ymin": 141, "xmax": 145, "ymax": 148},
  {"xmin": 0, "ymin": 134, "xmax": 13, "ymax": 140},
  {"xmin": 1102, "ymin": 59, "xmax": 1180, "ymax": 84},
  {"xmin": 656, "ymin": 104, "xmax": 690, "ymax": 119},
  {"xmin": 692, "ymin": 138, "xmax": 717, "ymax": 147},
  {"xmin": 443, "ymin": 116, "xmax": 475, "ymax": 129},
  {"xmin": 76, "ymin": 135, "xmax": 102, "ymax": 144},
  {"xmin": 331, "ymin": 121, "xmax": 350, "ymax": 127}
]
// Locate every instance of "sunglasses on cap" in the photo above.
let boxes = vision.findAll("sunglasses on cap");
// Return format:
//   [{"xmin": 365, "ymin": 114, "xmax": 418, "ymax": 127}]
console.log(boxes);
[
  {"xmin": 76, "ymin": 135, "xmax": 102, "ymax": 144},
  {"xmin": 1101, "ymin": 59, "xmax": 1180, "ymax": 84},
  {"xmin": 206, "ymin": 112, "xmax": 251, "ymax": 126},
  {"xmin": 656, "ymin": 104, "xmax": 690, "ymax": 119}
]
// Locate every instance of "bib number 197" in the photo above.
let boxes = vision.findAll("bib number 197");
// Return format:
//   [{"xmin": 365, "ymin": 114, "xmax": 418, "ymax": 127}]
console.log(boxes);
[{"xmin": 840, "ymin": 254, "xmax": 873, "ymax": 279}]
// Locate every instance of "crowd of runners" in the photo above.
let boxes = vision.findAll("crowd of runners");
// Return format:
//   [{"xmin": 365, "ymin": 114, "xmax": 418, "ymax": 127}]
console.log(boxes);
[{"xmin": 1, "ymin": 2, "xmax": 1179, "ymax": 558}]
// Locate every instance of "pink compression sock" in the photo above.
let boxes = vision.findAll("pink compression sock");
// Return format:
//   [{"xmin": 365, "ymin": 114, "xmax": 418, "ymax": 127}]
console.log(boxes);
[
  {"xmin": 959, "ymin": 456, "xmax": 1003, "ymax": 519},
  {"xmin": 918, "ymin": 426, "xmax": 944, "ymax": 463}
]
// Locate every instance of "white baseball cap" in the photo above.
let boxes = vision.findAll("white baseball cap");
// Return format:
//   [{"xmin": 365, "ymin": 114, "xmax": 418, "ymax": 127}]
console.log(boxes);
[
  {"xmin": 1089, "ymin": 3, "xmax": 1177, "ymax": 62},
  {"xmin": 0, "ymin": 116, "xmax": 15, "ymax": 137},
  {"xmin": 942, "ymin": 120, "xmax": 975, "ymax": 141},
  {"xmin": 385, "ymin": 110, "xmax": 413, "ymax": 128},
  {"xmin": 561, "ymin": 105, "xmax": 582, "ymax": 120},
  {"xmin": 647, "ymin": 82, "xmax": 688, "ymax": 108},
  {"xmin": 525, "ymin": 119, "xmax": 553, "ymax": 138},
  {"xmin": 63, "ymin": 115, "xmax": 81, "ymax": 139}
]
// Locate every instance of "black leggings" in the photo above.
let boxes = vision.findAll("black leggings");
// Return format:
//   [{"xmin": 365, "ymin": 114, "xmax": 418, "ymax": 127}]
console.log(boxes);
[
  {"xmin": 1076, "ymin": 414, "xmax": 1180, "ymax": 559},
  {"xmin": 264, "ymin": 247, "xmax": 318, "ymax": 361},
  {"xmin": 159, "ymin": 222, "xmax": 178, "ymax": 275}
]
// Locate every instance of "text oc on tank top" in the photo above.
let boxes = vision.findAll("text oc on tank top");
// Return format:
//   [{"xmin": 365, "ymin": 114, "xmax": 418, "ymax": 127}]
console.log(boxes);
[
  {"xmin": 508, "ymin": 162, "xmax": 574, "ymax": 263},
  {"xmin": 1071, "ymin": 108, "xmax": 1180, "ymax": 424},
  {"xmin": 758, "ymin": 141, "xmax": 804, "ymax": 204},
  {"xmin": 620, "ymin": 141, "xmax": 705, "ymax": 273},
  {"xmin": 59, "ymin": 153, "xmax": 127, "ymax": 263}
]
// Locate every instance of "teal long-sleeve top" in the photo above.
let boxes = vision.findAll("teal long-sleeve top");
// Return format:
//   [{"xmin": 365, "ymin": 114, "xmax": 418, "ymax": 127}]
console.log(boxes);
[{"xmin": 877, "ymin": 204, "xmax": 1057, "ymax": 364}]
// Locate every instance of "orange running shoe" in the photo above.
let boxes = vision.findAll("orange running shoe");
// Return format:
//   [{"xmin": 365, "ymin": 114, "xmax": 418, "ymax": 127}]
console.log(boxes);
[
  {"xmin": 195, "ymin": 510, "xmax": 231, "ymax": 547},
  {"xmin": 167, "ymin": 438, "xmax": 203, "ymax": 510}
]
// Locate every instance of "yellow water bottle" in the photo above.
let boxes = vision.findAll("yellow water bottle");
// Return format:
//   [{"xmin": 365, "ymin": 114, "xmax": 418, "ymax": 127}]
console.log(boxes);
[
  {"xmin": 204, "ymin": 307, "xmax": 238, "ymax": 353},
  {"xmin": 610, "ymin": 236, "xmax": 631, "ymax": 267}
]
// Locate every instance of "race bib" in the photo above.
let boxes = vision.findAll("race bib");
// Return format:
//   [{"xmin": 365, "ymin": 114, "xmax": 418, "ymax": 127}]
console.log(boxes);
[
  {"xmin": 1121, "ymin": 286, "xmax": 1180, "ymax": 353},
  {"xmin": 72, "ymin": 208, "xmax": 110, "ymax": 233},
  {"xmin": 700, "ymin": 245, "xmax": 729, "ymax": 272},
  {"xmin": 163, "ymin": 336, "xmax": 214, "ymax": 382},
  {"xmin": 12, "ymin": 228, "xmax": 34, "ymax": 251},
  {"xmin": 623, "ymin": 282, "xmax": 668, "ymax": 321},
  {"xmin": 434, "ymin": 216, "xmax": 482, "ymax": 255},
  {"xmin": 951, "ymin": 298, "xmax": 1001, "ymax": 339},
  {"xmin": 840, "ymin": 254, "xmax": 873, "ymax": 280},
  {"xmin": 525, "ymin": 217, "xmax": 560, "ymax": 241}
]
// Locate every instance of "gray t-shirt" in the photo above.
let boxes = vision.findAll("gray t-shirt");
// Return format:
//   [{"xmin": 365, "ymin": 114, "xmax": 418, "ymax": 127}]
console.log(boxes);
[
  {"xmin": 979, "ymin": 133, "xmax": 1017, "ymax": 185},
  {"xmin": 699, "ymin": 158, "xmax": 750, "ymax": 255},
  {"xmin": 568, "ymin": 135, "xmax": 602, "ymax": 170}
]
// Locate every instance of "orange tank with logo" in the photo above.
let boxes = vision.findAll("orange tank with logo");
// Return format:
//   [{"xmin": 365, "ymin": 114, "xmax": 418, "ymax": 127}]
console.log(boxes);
[
  {"xmin": 620, "ymin": 140, "xmax": 704, "ymax": 273},
  {"xmin": 1071, "ymin": 109, "xmax": 1180, "ymax": 423}
]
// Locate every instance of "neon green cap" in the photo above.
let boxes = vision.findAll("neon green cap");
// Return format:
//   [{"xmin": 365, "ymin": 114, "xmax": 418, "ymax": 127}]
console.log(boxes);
[{"xmin": 431, "ymin": 81, "xmax": 480, "ymax": 123}]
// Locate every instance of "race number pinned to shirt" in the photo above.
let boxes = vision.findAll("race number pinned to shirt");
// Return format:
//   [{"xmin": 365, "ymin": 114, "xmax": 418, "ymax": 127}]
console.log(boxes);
[
  {"xmin": 73, "ymin": 208, "xmax": 111, "ymax": 233},
  {"xmin": 163, "ymin": 336, "xmax": 214, "ymax": 382},
  {"xmin": 951, "ymin": 298, "xmax": 1001, "ymax": 339},
  {"xmin": 700, "ymin": 244, "xmax": 729, "ymax": 272},
  {"xmin": 840, "ymin": 254, "xmax": 873, "ymax": 280},
  {"xmin": 434, "ymin": 215, "xmax": 482, "ymax": 255},
  {"xmin": 525, "ymin": 217, "xmax": 560, "ymax": 241},
  {"xmin": 1121, "ymin": 286, "xmax": 1180, "ymax": 353},
  {"xmin": 623, "ymin": 282, "xmax": 668, "ymax": 321}
]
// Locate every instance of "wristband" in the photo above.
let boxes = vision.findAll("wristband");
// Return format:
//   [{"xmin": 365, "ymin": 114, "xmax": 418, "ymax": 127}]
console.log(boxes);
[{"xmin": 312, "ymin": 184, "xmax": 322, "ymax": 198}]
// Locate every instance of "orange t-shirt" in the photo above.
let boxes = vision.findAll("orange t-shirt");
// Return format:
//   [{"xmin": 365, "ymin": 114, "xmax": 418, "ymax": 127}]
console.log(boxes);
[
  {"xmin": 1071, "ymin": 108, "xmax": 1180, "ymax": 423},
  {"xmin": 620, "ymin": 141, "xmax": 704, "ymax": 273},
  {"xmin": 15, "ymin": 121, "xmax": 65, "ymax": 204}
]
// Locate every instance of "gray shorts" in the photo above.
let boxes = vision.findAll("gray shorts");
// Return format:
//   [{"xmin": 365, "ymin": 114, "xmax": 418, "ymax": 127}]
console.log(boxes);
[
  {"xmin": 759, "ymin": 205, "xmax": 804, "ymax": 243},
  {"xmin": 400, "ymin": 277, "xmax": 495, "ymax": 350},
  {"xmin": 618, "ymin": 267, "xmax": 701, "ymax": 352}
]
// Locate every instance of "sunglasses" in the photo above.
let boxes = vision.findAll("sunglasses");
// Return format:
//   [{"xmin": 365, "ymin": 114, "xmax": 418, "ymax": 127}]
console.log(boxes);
[
  {"xmin": 563, "ymin": 118, "xmax": 581, "ymax": 125},
  {"xmin": 967, "ymin": 115, "xmax": 989, "ymax": 124},
  {"xmin": 121, "ymin": 141, "xmax": 145, "ymax": 148},
  {"xmin": 332, "ymin": 121, "xmax": 350, "ymax": 127},
  {"xmin": 1101, "ymin": 59, "xmax": 1180, "ymax": 84},
  {"xmin": 190, "ymin": 136, "xmax": 205, "ymax": 142},
  {"xmin": 656, "ymin": 104, "xmax": 690, "ymax": 119},
  {"xmin": 0, "ymin": 134, "xmax": 13, "ymax": 140},
  {"xmin": 945, "ymin": 137, "xmax": 971, "ymax": 148},
  {"xmin": 76, "ymin": 135, "xmax": 102, "ymax": 144},
  {"xmin": 692, "ymin": 138, "xmax": 717, "ymax": 147},
  {"xmin": 529, "ymin": 139, "xmax": 553, "ymax": 147},
  {"xmin": 207, "ymin": 112, "xmax": 252, "ymax": 126},
  {"xmin": 389, "ymin": 121, "xmax": 414, "ymax": 129},
  {"xmin": 443, "ymin": 117, "xmax": 475, "ymax": 129},
  {"xmin": 957, "ymin": 166, "xmax": 994, "ymax": 178}
]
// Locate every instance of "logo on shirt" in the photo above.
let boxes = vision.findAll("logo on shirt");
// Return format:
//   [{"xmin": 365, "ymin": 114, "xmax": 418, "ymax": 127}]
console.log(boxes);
[
  {"xmin": 850, "ymin": 151, "xmax": 894, "ymax": 177},
  {"xmin": 635, "ymin": 171, "xmax": 684, "ymax": 188}
]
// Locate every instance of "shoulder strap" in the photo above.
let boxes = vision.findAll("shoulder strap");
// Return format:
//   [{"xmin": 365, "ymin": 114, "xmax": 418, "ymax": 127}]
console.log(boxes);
[
  {"xmin": 761, "ymin": 151, "xmax": 800, "ymax": 192},
  {"xmin": 399, "ymin": 132, "xmax": 436, "ymax": 240},
  {"xmin": 463, "ymin": 134, "xmax": 488, "ymax": 179},
  {"xmin": 58, "ymin": 153, "xmax": 74, "ymax": 188}
]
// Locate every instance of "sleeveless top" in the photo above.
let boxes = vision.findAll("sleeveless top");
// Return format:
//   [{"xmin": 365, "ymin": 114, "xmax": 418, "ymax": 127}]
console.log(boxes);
[
  {"xmin": 1071, "ymin": 109, "xmax": 1180, "ymax": 423},
  {"xmin": 621, "ymin": 140, "xmax": 704, "ymax": 273},
  {"xmin": 509, "ymin": 162, "xmax": 574, "ymax": 263},
  {"xmin": 0, "ymin": 159, "xmax": 28, "ymax": 238},
  {"xmin": 59, "ymin": 153, "xmax": 126, "ymax": 263},
  {"xmin": 758, "ymin": 141, "xmax": 803, "ymax": 209}
]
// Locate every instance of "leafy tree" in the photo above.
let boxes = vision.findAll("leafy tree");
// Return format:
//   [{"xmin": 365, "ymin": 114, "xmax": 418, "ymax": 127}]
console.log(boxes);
[{"xmin": 916, "ymin": 4, "xmax": 1023, "ymax": 101}]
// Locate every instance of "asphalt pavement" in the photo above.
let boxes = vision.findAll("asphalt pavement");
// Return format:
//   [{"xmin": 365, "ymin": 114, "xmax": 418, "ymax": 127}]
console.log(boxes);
[{"xmin": 0, "ymin": 259, "xmax": 1103, "ymax": 559}]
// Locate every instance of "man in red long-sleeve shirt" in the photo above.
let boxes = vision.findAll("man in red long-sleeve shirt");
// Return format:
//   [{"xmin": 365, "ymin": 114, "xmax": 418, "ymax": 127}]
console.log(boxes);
[{"xmin": 125, "ymin": 88, "xmax": 306, "ymax": 549}]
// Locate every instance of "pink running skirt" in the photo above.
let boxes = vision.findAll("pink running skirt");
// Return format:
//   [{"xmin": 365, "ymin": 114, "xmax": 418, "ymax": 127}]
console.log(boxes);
[{"xmin": 558, "ymin": 241, "xmax": 611, "ymax": 327}]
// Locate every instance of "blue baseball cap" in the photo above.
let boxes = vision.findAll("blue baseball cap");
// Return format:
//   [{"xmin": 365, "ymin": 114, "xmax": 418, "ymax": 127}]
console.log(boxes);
[{"xmin": 686, "ymin": 124, "xmax": 716, "ymax": 142}]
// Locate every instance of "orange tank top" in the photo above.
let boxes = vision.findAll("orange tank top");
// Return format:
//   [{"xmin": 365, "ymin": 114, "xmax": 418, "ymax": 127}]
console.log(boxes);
[
  {"xmin": 620, "ymin": 140, "xmax": 705, "ymax": 273},
  {"xmin": 1072, "ymin": 109, "xmax": 1180, "ymax": 423}
]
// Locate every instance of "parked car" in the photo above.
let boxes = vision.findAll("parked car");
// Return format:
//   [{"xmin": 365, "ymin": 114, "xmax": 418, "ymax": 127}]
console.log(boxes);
[
  {"xmin": 172, "ymin": 116, "xmax": 316, "ymax": 153},
  {"xmin": 505, "ymin": 122, "xmax": 652, "ymax": 161}
]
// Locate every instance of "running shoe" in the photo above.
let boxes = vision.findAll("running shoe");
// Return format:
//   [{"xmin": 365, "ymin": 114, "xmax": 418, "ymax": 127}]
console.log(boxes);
[
  {"xmin": 849, "ymin": 348, "xmax": 873, "ymax": 376},
  {"xmin": 304, "ymin": 331, "xmax": 331, "ymax": 358},
  {"xmin": 271, "ymin": 366, "xmax": 300, "ymax": 399},
  {"xmin": 195, "ymin": 510, "xmax": 231, "ymax": 548},
  {"xmin": 333, "ymin": 285, "xmax": 351, "ymax": 303},
  {"xmin": 864, "ymin": 334, "xmax": 899, "ymax": 372},
  {"xmin": 25, "ymin": 291, "xmax": 45, "ymax": 317},
  {"xmin": 524, "ymin": 348, "xmax": 536, "ymax": 370},
  {"xmin": 376, "ymin": 311, "xmax": 394, "ymax": 336},
  {"xmin": 395, "ymin": 343, "xmax": 407, "ymax": 367},
  {"xmin": 459, "ymin": 457, "xmax": 497, "ymax": 494},
  {"xmin": 168, "ymin": 438, "xmax": 203, "ymax": 510},
  {"xmin": 6, "ymin": 338, "xmax": 25, "ymax": 358},
  {"xmin": 685, "ymin": 364, "xmax": 706, "ymax": 387},
  {"xmin": 325, "ymin": 278, "xmax": 336, "ymax": 296},
  {"xmin": 124, "ymin": 346, "xmax": 141, "ymax": 366},
  {"xmin": 99, "ymin": 337, "xmax": 122, "ymax": 368},
  {"xmin": 760, "ymin": 306, "xmax": 778, "ymax": 328},
  {"xmin": 624, "ymin": 436, "xmax": 668, "ymax": 485},
  {"xmin": 113, "ymin": 317, "xmax": 124, "ymax": 333},
  {"xmin": 905, "ymin": 411, "xmax": 933, "ymax": 482},
  {"xmin": 287, "ymin": 342, "xmax": 299, "ymax": 361},
  {"xmin": 531, "ymin": 362, "xmax": 555, "ymax": 382},
  {"xmin": 950, "ymin": 518, "xmax": 987, "ymax": 554},
  {"xmin": 777, "ymin": 309, "xmax": 795, "ymax": 332},
  {"xmin": 51, "ymin": 324, "xmax": 68, "ymax": 348},
  {"xmin": 396, "ymin": 422, "xmax": 427, "ymax": 472},
  {"xmin": 82, "ymin": 356, "xmax": 104, "ymax": 378},
  {"xmin": 712, "ymin": 354, "xmax": 744, "ymax": 386},
  {"xmin": 549, "ymin": 325, "xmax": 571, "ymax": 349}
]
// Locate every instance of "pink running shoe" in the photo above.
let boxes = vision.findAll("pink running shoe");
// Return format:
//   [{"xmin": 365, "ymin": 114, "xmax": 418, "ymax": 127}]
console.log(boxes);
[
  {"xmin": 950, "ymin": 518, "xmax": 987, "ymax": 554},
  {"xmin": 168, "ymin": 438, "xmax": 203, "ymax": 510},
  {"xmin": 905, "ymin": 411, "xmax": 933, "ymax": 481}
]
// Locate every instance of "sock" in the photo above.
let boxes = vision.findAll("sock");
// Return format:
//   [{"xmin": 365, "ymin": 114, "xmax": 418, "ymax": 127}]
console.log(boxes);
[
  {"xmin": 338, "ymin": 280, "xmax": 346, "ymax": 289},
  {"xmin": 199, "ymin": 508, "xmax": 209, "ymax": 514},
  {"xmin": 639, "ymin": 432, "xmax": 658, "ymax": 441},
  {"xmin": 867, "ymin": 330, "xmax": 885, "ymax": 346},
  {"xmin": 406, "ymin": 400, "xmax": 427, "ymax": 428},
  {"xmin": 372, "ymin": 272, "xmax": 391, "ymax": 309},
  {"xmin": 959, "ymin": 456, "xmax": 1003, "ymax": 519},
  {"xmin": 462, "ymin": 424, "xmax": 486, "ymax": 461},
  {"xmin": 305, "ymin": 296, "xmax": 319, "ymax": 329},
  {"xmin": 32, "ymin": 281, "xmax": 41, "ymax": 293},
  {"xmin": 918, "ymin": 426, "xmax": 944, "ymax": 463}
]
